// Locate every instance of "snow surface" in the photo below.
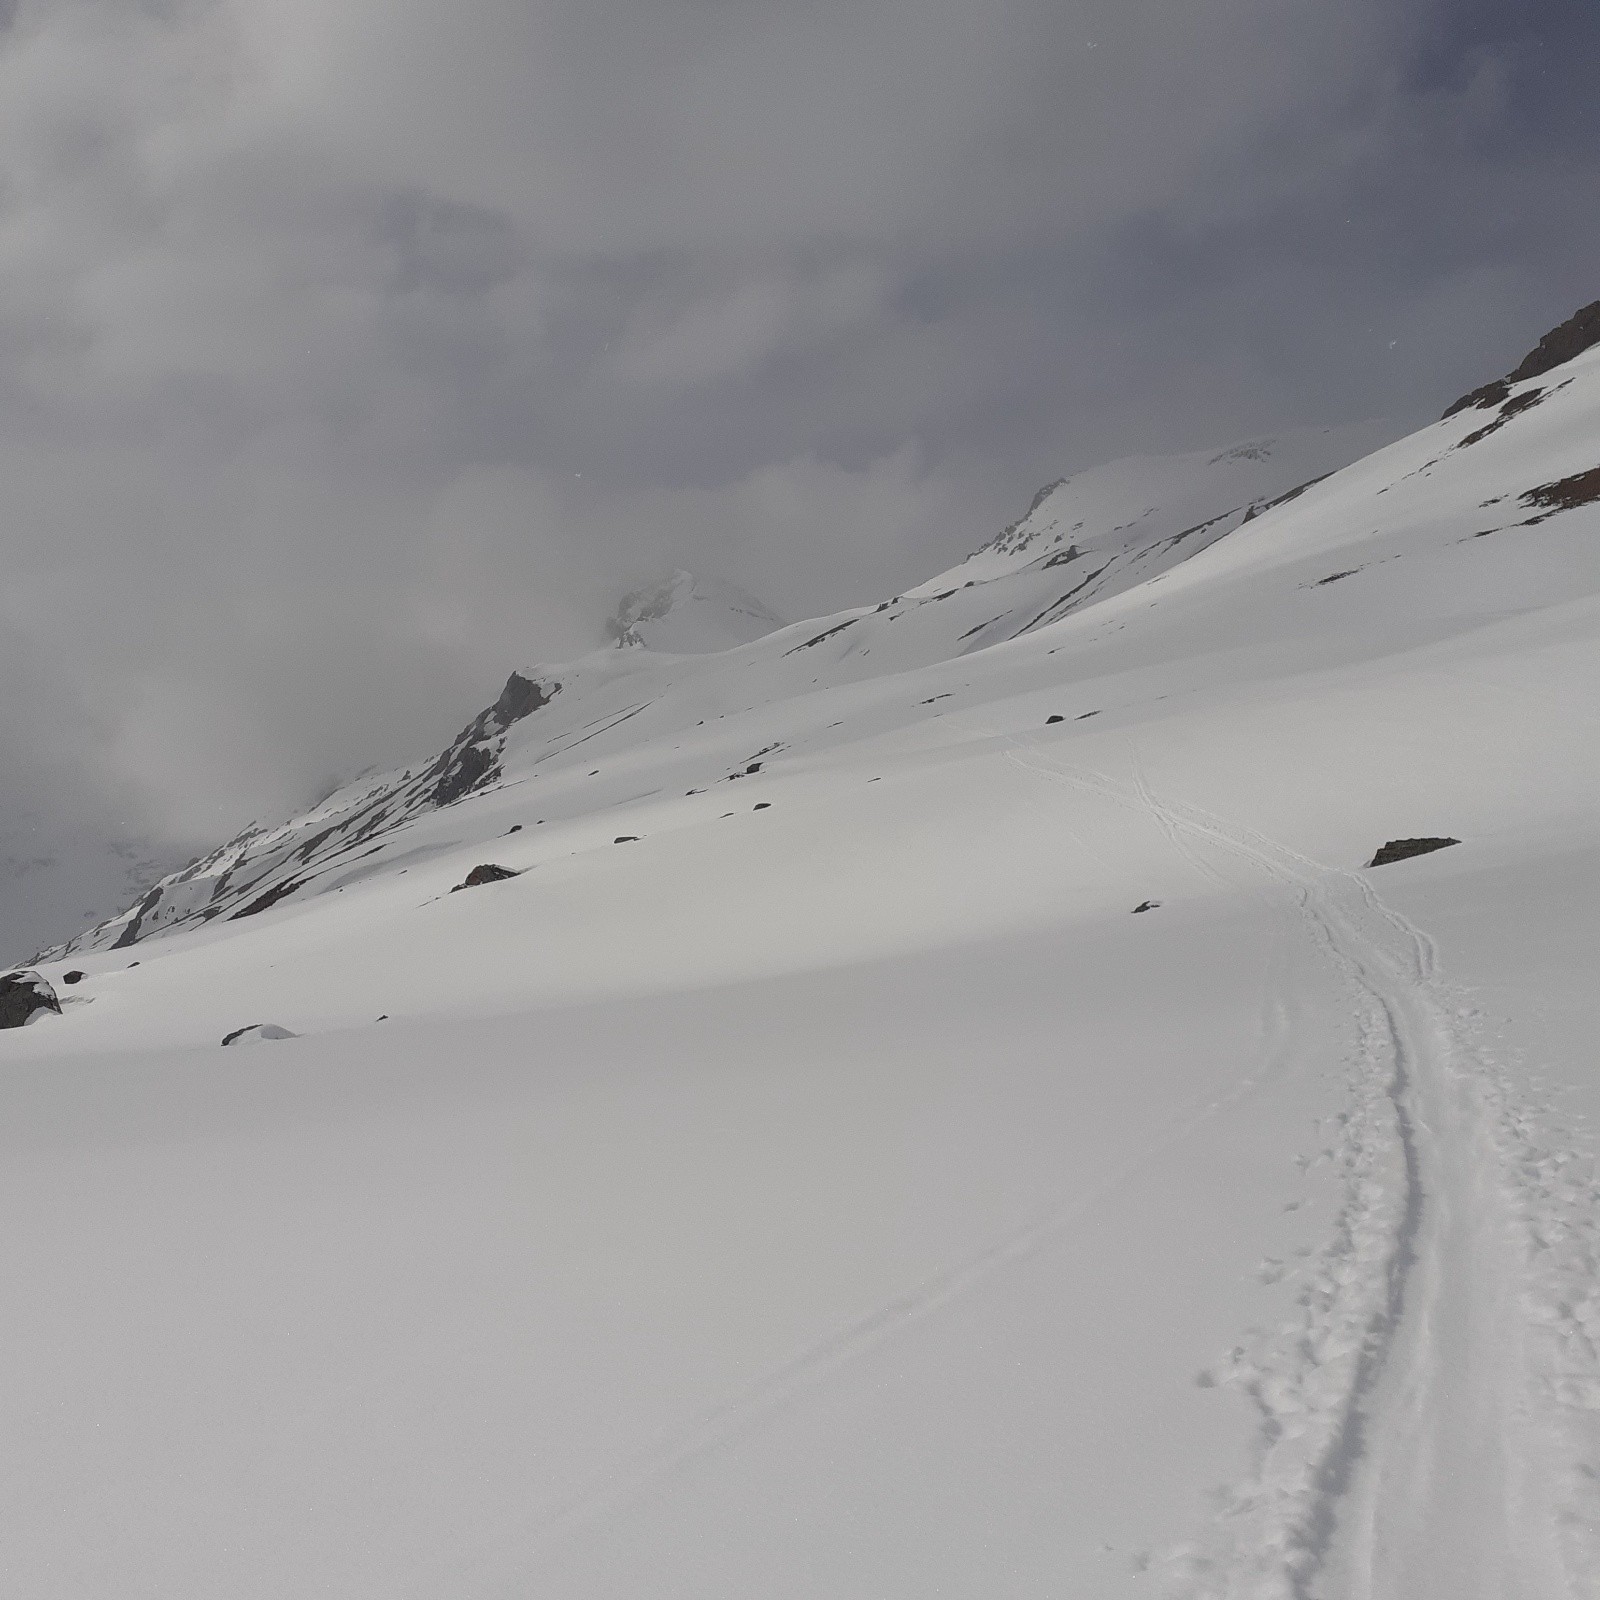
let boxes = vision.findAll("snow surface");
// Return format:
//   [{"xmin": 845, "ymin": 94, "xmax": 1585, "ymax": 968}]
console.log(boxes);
[
  {"xmin": 5, "ymin": 376, "xmax": 1600, "ymax": 1596},
  {"xmin": 607, "ymin": 569, "xmax": 786, "ymax": 653}
]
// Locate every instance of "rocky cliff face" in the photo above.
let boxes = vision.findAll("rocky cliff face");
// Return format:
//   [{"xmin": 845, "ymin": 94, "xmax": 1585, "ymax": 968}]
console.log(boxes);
[{"xmin": 46, "ymin": 672, "xmax": 561, "ymax": 957}]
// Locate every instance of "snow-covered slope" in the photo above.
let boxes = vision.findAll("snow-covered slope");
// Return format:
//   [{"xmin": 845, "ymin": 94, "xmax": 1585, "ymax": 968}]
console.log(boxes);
[
  {"xmin": 8, "ymin": 314, "xmax": 1600, "ymax": 1599},
  {"xmin": 607, "ymin": 569, "xmax": 785, "ymax": 652},
  {"xmin": 46, "ymin": 423, "xmax": 1380, "ymax": 958}
]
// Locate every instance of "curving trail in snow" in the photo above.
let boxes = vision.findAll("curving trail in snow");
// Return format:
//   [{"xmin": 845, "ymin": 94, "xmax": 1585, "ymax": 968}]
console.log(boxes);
[{"xmin": 1008, "ymin": 743, "xmax": 1600, "ymax": 1600}]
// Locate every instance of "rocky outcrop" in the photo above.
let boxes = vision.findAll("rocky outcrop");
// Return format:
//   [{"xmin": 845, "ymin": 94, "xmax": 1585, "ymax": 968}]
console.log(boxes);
[
  {"xmin": 0, "ymin": 969, "xmax": 61, "ymax": 1028},
  {"xmin": 1367, "ymin": 838, "xmax": 1459, "ymax": 868},
  {"xmin": 1444, "ymin": 299, "xmax": 1600, "ymax": 418},
  {"xmin": 221, "ymin": 1023, "xmax": 298, "ymax": 1046},
  {"xmin": 452, "ymin": 863, "xmax": 520, "ymax": 891},
  {"xmin": 426, "ymin": 672, "xmax": 558, "ymax": 807}
]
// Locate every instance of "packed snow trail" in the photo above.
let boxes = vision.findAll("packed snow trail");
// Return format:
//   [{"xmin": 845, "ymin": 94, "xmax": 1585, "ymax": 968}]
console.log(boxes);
[{"xmin": 1007, "ymin": 743, "xmax": 1600, "ymax": 1599}]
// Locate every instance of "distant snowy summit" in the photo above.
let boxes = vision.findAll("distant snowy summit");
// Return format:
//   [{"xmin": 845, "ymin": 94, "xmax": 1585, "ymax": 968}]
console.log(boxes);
[
  {"xmin": 939, "ymin": 421, "xmax": 1394, "ymax": 593},
  {"xmin": 607, "ymin": 571, "xmax": 785, "ymax": 653}
]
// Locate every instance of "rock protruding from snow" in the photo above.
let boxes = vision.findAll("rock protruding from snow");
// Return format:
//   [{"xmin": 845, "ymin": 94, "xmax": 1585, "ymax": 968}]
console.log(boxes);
[
  {"xmin": 607, "ymin": 571, "xmax": 785, "ymax": 653},
  {"xmin": 428, "ymin": 672, "xmax": 558, "ymax": 807},
  {"xmin": 0, "ymin": 970, "xmax": 61, "ymax": 1029},
  {"xmin": 452, "ymin": 864, "xmax": 520, "ymax": 892},
  {"xmin": 1367, "ymin": 837, "xmax": 1460, "ymax": 867},
  {"xmin": 1444, "ymin": 298, "xmax": 1600, "ymax": 418},
  {"xmin": 220, "ymin": 1023, "xmax": 299, "ymax": 1047}
]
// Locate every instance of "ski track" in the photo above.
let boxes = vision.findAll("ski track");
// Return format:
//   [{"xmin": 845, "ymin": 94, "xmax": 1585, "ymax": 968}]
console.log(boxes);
[
  {"xmin": 463, "ymin": 736, "xmax": 1600, "ymax": 1595},
  {"xmin": 1011, "ymin": 740, "xmax": 1600, "ymax": 1598}
]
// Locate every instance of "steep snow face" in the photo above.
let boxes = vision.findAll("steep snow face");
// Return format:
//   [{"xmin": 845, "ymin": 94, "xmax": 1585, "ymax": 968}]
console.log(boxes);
[
  {"xmin": 606, "ymin": 570, "xmax": 785, "ymax": 653},
  {"xmin": 8, "ymin": 320, "xmax": 1600, "ymax": 1599}
]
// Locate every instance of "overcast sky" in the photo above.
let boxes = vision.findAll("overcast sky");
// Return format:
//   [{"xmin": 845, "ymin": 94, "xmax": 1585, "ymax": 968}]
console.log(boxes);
[{"xmin": 2, "ymin": 0, "xmax": 1597, "ymax": 954}]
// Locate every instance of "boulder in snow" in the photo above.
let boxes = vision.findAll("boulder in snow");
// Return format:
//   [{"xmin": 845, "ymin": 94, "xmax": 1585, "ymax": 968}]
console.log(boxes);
[
  {"xmin": 1367, "ymin": 838, "xmax": 1459, "ymax": 868},
  {"xmin": 453, "ymin": 863, "xmax": 520, "ymax": 891},
  {"xmin": 0, "ymin": 970, "xmax": 61, "ymax": 1029},
  {"xmin": 221, "ymin": 1023, "xmax": 299, "ymax": 1047}
]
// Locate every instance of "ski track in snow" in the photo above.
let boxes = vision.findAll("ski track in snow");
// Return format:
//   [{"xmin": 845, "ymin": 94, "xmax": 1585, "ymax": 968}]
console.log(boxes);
[{"xmin": 1008, "ymin": 741, "xmax": 1600, "ymax": 1599}]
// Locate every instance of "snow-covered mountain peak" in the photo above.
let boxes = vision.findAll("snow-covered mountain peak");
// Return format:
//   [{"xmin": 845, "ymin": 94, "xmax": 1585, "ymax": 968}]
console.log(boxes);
[
  {"xmin": 606, "ymin": 570, "xmax": 785, "ymax": 653},
  {"xmin": 903, "ymin": 420, "xmax": 1391, "ymax": 602}
]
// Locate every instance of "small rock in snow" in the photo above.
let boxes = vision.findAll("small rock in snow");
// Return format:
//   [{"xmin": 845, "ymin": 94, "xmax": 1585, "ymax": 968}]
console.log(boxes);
[
  {"xmin": 1047, "ymin": 715, "xmax": 1064, "ymax": 724},
  {"xmin": 1367, "ymin": 837, "xmax": 1459, "ymax": 867},
  {"xmin": 62, "ymin": 970, "xmax": 87, "ymax": 985},
  {"xmin": 453, "ymin": 863, "xmax": 520, "ymax": 891},
  {"xmin": 221, "ymin": 1023, "xmax": 298, "ymax": 1047},
  {"xmin": 1132, "ymin": 900, "xmax": 1161, "ymax": 914}
]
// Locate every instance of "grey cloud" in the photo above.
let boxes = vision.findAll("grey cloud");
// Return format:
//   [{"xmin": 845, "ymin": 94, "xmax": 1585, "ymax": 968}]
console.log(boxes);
[{"xmin": 0, "ymin": 0, "xmax": 1595, "ymax": 955}]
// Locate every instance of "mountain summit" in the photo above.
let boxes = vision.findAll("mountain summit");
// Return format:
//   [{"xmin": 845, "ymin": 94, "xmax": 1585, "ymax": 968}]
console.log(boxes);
[{"xmin": 606, "ymin": 570, "xmax": 785, "ymax": 653}]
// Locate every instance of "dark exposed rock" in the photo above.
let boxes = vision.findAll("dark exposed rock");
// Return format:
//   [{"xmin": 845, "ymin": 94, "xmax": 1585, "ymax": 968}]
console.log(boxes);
[
  {"xmin": 1367, "ymin": 837, "xmax": 1460, "ymax": 868},
  {"xmin": 221, "ymin": 1023, "xmax": 298, "ymax": 1046},
  {"xmin": 1443, "ymin": 377, "xmax": 1513, "ymax": 420},
  {"xmin": 1131, "ymin": 901, "xmax": 1161, "ymax": 914},
  {"xmin": 62, "ymin": 970, "xmax": 86, "ymax": 985},
  {"xmin": 112, "ymin": 883, "xmax": 165, "ymax": 949},
  {"xmin": 1456, "ymin": 385, "xmax": 1551, "ymax": 447},
  {"xmin": 427, "ymin": 673, "xmax": 559, "ymax": 807},
  {"xmin": 430, "ymin": 742, "xmax": 496, "ymax": 808},
  {"xmin": 1506, "ymin": 300, "xmax": 1600, "ymax": 384},
  {"xmin": 1046, "ymin": 714, "xmax": 1065, "ymax": 724},
  {"xmin": 1519, "ymin": 466, "xmax": 1600, "ymax": 519},
  {"xmin": 613, "ymin": 835, "xmax": 639, "ymax": 844},
  {"xmin": 0, "ymin": 970, "xmax": 61, "ymax": 1029},
  {"xmin": 453, "ymin": 863, "xmax": 520, "ymax": 891},
  {"xmin": 753, "ymin": 802, "xmax": 771, "ymax": 810},
  {"xmin": 229, "ymin": 877, "xmax": 305, "ymax": 920},
  {"xmin": 490, "ymin": 671, "xmax": 545, "ymax": 728},
  {"xmin": 785, "ymin": 618, "xmax": 858, "ymax": 655},
  {"xmin": 1316, "ymin": 570, "xmax": 1359, "ymax": 586},
  {"xmin": 1444, "ymin": 299, "xmax": 1600, "ymax": 417}
]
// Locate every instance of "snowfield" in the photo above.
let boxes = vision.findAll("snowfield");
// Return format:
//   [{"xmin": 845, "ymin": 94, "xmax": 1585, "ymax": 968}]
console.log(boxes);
[{"xmin": 5, "ymin": 336, "xmax": 1600, "ymax": 1596}]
